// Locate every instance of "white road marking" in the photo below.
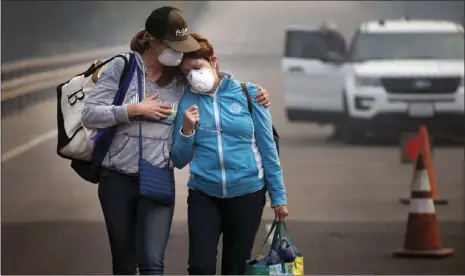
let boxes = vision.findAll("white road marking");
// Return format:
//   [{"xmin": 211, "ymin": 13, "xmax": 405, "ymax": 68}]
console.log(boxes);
[
  {"xmin": 1, "ymin": 130, "xmax": 57, "ymax": 163},
  {"xmin": 265, "ymin": 223, "xmax": 275, "ymax": 245}
]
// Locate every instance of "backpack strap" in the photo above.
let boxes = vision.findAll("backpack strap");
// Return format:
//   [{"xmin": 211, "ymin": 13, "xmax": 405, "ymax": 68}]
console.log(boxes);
[
  {"xmin": 82, "ymin": 54, "xmax": 129, "ymax": 79},
  {"xmin": 240, "ymin": 82, "xmax": 253, "ymax": 114},
  {"xmin": 117, "ymin": 54, "xmax": 132, "ymax": 88},
  {"xmin": 241, "ymin": 82, "xmax": 280, "ymax": 156},
  {"xmin": 91, "ymin": 53, "xmax": 136, "ymax": 141},
  {"xmin": 112, "ymin": 53, "xmax": 136, "ymax": 105}
]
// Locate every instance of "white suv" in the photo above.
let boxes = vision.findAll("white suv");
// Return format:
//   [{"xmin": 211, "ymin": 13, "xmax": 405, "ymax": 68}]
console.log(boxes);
[{"xmin": 282, "ymin": 19, "xmax": 464, "ymax": 143}]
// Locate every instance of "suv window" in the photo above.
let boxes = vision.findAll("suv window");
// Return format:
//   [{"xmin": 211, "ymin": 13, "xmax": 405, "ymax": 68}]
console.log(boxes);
[
  {"xmin": 350, "ymin": 32, "xmax": 464, "ymax": 61},
  {"xmin": 284, "ymin": 30, "xmax": 328, "ymax": 59}
]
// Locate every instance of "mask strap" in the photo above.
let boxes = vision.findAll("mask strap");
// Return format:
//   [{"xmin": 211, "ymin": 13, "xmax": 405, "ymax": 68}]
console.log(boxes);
[{"xmin": 148, "ymin": 47, "xmax": 155, "ymax": 55}]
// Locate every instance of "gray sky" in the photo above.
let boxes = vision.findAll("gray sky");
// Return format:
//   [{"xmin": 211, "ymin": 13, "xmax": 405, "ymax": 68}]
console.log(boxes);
[{"xmin": 1, "ymin": 1, "xmax": 463, "ymax": 63}]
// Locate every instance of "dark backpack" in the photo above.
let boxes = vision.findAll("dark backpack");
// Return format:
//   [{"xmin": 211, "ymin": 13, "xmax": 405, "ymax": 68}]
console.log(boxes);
[
  {"xmin": 240, "ymin": 83, "xmax": 280, "ymax": 155},
  {"xmin": 56, "ymin": 53, "xmax": 136, "ymax": 183}
]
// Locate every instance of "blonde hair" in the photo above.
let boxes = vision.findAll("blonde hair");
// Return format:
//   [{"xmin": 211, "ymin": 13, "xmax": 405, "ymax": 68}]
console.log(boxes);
[{"xmin": 130, "ymin": 30, "xmax": 152, "ymax": 53}]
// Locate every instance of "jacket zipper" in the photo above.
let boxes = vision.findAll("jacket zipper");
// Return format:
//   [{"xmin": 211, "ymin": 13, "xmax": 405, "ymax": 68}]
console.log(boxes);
[{"xmin": 212, "ymin": 94, "xmax": 227, "ymax": 198}]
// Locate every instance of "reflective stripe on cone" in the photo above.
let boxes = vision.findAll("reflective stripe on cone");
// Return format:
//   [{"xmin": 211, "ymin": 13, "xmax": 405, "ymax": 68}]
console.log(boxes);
[{"xmin": 393, "ymin": 154, "xmax": 454, "ymax": 258}]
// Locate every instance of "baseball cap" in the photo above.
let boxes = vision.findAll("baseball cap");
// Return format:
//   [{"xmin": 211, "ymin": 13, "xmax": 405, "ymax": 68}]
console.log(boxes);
[{"xmin": 145, "ymin": 6, "xmax": 201, "ymax": 53}]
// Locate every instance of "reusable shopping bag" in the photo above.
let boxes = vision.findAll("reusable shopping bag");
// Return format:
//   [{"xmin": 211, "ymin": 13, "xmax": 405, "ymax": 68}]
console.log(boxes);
[{"xmin": 246, "ymin": 220, "xmax": 304, "ymax": 275}]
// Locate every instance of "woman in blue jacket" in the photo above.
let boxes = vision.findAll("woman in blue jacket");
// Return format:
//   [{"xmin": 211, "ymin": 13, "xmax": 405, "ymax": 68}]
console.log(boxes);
[{"xmin": 171, "ymin": 33, "xmax": 288, "ymax": 275}]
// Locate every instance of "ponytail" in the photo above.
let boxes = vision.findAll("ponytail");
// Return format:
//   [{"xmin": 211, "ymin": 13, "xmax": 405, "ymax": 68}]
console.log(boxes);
[{"xmin": 130, "ymin": 30, "xmax": 150, "ymax": 53}]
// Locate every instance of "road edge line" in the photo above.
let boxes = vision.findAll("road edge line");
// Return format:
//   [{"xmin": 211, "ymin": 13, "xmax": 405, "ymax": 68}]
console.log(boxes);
[{"xmin": 1, "ymin": 130, "xmax": 57, "ymax": 163}]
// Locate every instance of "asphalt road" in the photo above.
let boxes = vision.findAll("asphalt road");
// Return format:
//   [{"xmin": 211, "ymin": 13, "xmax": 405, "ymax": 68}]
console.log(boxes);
[{"xmin": 2, "ymin": 1, "xmax": 464, "ymax": 275}]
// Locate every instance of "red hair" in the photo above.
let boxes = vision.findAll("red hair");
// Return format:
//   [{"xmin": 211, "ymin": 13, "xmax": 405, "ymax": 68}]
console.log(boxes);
[
  {"xmin": 183, "ymin": 33, "xmax": 214, "ymax": 60},
  {"xmin": 182, "ymin": 33, "xmax": 220, "ymax": 72}
]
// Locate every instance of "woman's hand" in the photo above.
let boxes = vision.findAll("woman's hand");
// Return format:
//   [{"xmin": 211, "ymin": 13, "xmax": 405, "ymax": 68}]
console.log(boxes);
[
  {"xmin": 274, "ymin": 205, "xmax": 289, "ymax": 221},
  {"xmin": 255, "ymin": 85, "xmax": 271, "ymax": 108},
  {"xmin": 128, "ymin": 93, "xmax": 173, "ymax": 120},
  {"xmin": 182, "ymin": 105, "xmax": 199, "ymax": 136}
]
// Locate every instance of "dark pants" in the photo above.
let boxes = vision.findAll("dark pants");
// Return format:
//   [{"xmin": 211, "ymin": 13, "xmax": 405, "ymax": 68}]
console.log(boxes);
[
  {"xmin": 98, "ymin": 168, "xmax": 175, "ymax": 275},
  {"xmin": 187, "ymin": 187, "xmax": 266, "ymax": 275}
]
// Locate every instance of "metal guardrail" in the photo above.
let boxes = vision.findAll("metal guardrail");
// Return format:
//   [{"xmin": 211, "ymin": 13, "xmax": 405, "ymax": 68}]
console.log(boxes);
[
  {"xmin": 1, "ymin": 45, "xmax": 128, "ymax": 97},
  {"xmin": 0, "ymin": 1, "xmax": 206, "ymax": 116},
  {"xmin": 0, "ymin": 0, "xmax": 196, "ymax": 83},
  {"xmin": 1, "ymin": 45, "xmax": 129, "ymax": 81},
  {"xmin": 1, "ymin": 45, "xmax": 129, "ymax": 117},
  {"xmin": 2, "ymin": 63, "xmax": 93, "ymax": 100}
]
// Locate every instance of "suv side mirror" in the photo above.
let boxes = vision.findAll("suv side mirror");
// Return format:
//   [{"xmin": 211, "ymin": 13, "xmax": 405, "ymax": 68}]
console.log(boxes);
[{"xmin": 321, "ymin": 51, "xmax": 346, "ymax": 64}]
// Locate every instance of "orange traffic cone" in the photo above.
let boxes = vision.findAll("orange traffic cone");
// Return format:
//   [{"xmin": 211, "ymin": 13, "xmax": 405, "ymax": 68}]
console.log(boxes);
[
  {"xmin": 393, "ymin": 154, "xmax": 453, "ymax": 258},
  {"xmin": 400, "ymin": 133, "xmax": 420, "ymax": 164},
  {"xmin": 400, "ymin": 126, "xmax": 448, "ymax": 205}
]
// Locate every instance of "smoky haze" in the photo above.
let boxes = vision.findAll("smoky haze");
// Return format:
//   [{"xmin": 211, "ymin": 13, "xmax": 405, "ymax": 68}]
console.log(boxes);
[
  {"xmin": 1, "ymin": 1, "xmax": 206, "ymax": 63},
  {"xmin": 1, "ymin": 1, "xmax": 463, "ymax": 63},
  {"xmin": 1, "ymin": 1, "xmax": 464, "ymax": 274}
]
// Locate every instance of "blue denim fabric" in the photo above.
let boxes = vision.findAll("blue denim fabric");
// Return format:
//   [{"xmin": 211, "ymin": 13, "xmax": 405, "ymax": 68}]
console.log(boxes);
[{"xmin": 98, "ymin": 167, "xmax": 174, "ymax": 275}]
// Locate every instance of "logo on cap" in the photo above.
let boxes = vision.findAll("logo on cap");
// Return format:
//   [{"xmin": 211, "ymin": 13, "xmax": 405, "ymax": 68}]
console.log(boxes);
[{"xmin": 175, "ymin": 28, "xmax": 188, "ymax": 37}]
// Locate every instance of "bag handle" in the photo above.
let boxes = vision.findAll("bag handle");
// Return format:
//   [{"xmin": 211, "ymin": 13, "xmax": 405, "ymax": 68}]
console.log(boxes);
[
  {"xmin": 280, "ymin": 220, "xmax": 292, "ymax": 244},
  {"xmin": 241, "ymin": 82, "xmax": 280, "ymax": 156},
  {"xmin": 272, "ymin": 221, "xmax": 292, "ymax": 246},
  {"xmin": 82, "ymin": 54, "xmax": 128, "ymax": 79},
  {"xmin": 256, "ymin": 220, "xmax": 293, "ymax": 258},
  {"xmin": 112, "ymin": 54, "xmax": 136, "ymax": 106},
  {"xmin": 240, "ymin": 82, "xmax": 253, "ymax": 114},
  {"xmin": 137, "ymin": 66, "xmax": 144, "ymax": 161},
  {"xmin": 257, "ymin": 220, "xmax": 279, "ymax": 257}
]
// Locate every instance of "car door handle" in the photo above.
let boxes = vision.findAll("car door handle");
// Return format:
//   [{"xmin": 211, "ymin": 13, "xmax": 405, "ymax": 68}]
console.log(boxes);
[{"xmin": 288, "ymin": 66, "xmax": 304, "ymax": 73}]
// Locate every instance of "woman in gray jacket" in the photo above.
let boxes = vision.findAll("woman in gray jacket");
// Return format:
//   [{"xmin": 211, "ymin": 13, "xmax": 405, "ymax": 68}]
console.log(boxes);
[{"xmin": 81, "ymin": 6, "xmax": 270, "ymax": 275}]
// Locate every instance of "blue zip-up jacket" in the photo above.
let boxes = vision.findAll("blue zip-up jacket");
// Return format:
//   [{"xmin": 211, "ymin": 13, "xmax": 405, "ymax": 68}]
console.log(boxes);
[{"xmin": 171, "ymin": 74, "xmax": 286, "ymax": 207}]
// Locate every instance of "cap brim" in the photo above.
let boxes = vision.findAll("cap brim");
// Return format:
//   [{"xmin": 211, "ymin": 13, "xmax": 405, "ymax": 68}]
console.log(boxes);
[{"xmin": 164, "ymin": 35, "xmax": 201, "ymax": 53}]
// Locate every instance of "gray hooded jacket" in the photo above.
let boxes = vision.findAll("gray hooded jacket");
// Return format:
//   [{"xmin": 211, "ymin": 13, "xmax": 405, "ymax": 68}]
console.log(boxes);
[{"xmin": 81, "ymin": 52, "xmax": 187, "ymax": 175}]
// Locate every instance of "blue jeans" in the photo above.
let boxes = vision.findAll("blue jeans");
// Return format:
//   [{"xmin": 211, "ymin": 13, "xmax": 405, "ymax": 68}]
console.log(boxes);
[{"xmin": 98, "ymin": 168, "xmax": 175, "ymax": 275}]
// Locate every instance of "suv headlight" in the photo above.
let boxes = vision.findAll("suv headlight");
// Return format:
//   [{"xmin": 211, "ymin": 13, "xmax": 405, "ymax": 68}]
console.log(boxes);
[{"xmin": 355, "ymin": 76, "xmax": 381, "ymax": 87}]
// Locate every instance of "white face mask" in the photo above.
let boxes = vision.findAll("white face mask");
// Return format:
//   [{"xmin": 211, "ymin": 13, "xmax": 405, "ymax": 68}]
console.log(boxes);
[
  {"xmin": 187, "ymin": 67, "xmax": 216, "ymax": 94},
  {"xmin": 157, "ymin": 48, "xmax": 183, "ymax": 66}
]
